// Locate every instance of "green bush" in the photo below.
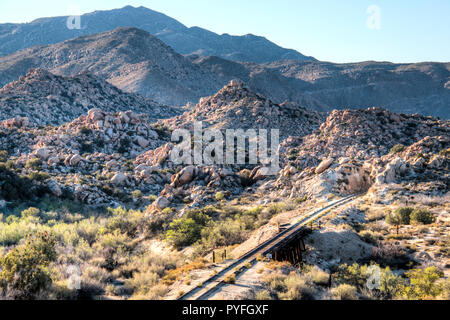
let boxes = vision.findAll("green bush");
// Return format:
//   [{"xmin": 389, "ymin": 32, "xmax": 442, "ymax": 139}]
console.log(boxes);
[
  {"xmin": 390, "ymin": 144, "xmax": 405, "ymax": 154},
  {"xmin": 21, "ymin": 207, "xmax": 40, "ymax": 218},
  {"xmin": 386, "ymin": 207, "xmax": 413, "ymax": 233},
  {"xmin": 165, "ymin": 210, "xmax": 212, "ymax": 249},
  {"xmin": 215, "ymin": 192, "xmax": 225, "ymax": 201},
  {"xmin": 200, "ymin": 218, "xmax": 246, "ymax": 249},
  {"xmin": 0, "ymin": 165, "xmax": 50, "ymax": 201},
  {"xmin": 131, "ymin": 190, "xmax": 143, "ymax": 199},
  {"xmin": 410, "ymin": 209, "xmax": 434, "ymax": 225},
  {"xmin": 401, "ymin": 266, "xmax": 444, "ymax": 299},
  {"xmin": 28, "ymin": 171, "xmax": 50, "ymax": 182},
  {"xmin": 25, "ymin": 158, "xmax": 42, "ymax": 170},
  {"xmin": 0, "ymin": 232, "xmax": 57, "ymax": 299}
]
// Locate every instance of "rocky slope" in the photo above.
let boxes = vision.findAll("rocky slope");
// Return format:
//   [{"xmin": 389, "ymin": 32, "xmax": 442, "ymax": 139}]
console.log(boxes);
[
  {"xmin": 0, "ymin": 68, "xmax": 178, "ymax": 125},
  {"xmin": 261, "ymin": 107, "xmax": 449, "ymax": 200},
  {"xmin": 0, "ymin": 27, "xmax": 224, "ymax": 105},
  {"xmin": 162, "ymin": 80, "xmax": 324, "ymax": 139},
  {"xmin": 0, "ymin": 5, "xmax": 313, "ymax": 63}
]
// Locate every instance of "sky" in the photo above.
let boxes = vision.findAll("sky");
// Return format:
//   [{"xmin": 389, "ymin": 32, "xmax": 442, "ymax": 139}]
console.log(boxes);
[{"xmin": 0, "ymin": 0, "xmax": 448, "ymax": 63}]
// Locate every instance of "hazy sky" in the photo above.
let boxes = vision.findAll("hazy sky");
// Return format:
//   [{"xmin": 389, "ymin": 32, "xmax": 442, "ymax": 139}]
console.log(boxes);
[{"xmin": 0, "ymin": 0, "xmax": 448, "ymax": 63}]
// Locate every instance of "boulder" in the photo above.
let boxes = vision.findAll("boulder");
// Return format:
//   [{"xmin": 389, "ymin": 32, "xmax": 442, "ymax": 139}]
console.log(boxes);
[
  {"xmin": 175, "ymin": 166, "xmax": 196, "ymax": 186},
  {"xmin": 88, "ymin": 108, "xmax": 104, "ymax": 121},
  {"xmin": 376, "ymin": 157, "xmax": 409, "ymax": 184},
  {"xmin": 47, "ymin": 180, "xmax": 62, "ymax": 197},
  {"xmin": 69, "ymin": 154, "xmax": 82, "ymax": 166},
  {"xmin": 428, "ymin": 154, "xmax": 445, "ymax": 169},
  {"xmin": 315, "ymin": 158, "xmax": 334, "ymax": 174},
  {"xmin": 111, "ymin": 172, "xmax": 127, "ymax": 186},
  {"xmin": 136, "ymin": 136, "xmax": 149, "ymax": 148},
  {"xmin": 154, "ymin": 196, "xmax": 170, "ymax": 211},
  {"xmin": 34, "ymin": 148, "xmax": 51, "ymax": 161}
]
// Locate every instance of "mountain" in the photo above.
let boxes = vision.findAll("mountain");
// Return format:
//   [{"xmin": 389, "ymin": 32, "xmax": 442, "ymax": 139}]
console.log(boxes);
[
  {"xmin": 0, "ymin": 5, "xmax": 314, "ymax": 63},
  {"xmin": 193, "ymin": 57, "xmax": 450, "ymax": 119},
  {"xmin": 0, "ymin": 68, "xmax": 178, "ymax": 126},
  {"xmin": 0, "ymin": 27, "xmax": 224, "ymax": 106},
  {"xmin": 0, "ymin": 26, "xmax": 448, "ymax": 117}
]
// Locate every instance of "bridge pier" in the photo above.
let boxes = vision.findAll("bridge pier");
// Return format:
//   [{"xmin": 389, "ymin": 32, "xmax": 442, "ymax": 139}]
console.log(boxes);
[{"xmin": 269, "ymin": 228, "xmax": 310, "ymax": 266}]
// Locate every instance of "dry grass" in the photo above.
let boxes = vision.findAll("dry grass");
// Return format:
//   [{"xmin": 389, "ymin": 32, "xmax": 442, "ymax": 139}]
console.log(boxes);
[{"xmin": 330, "ymin": 284, "xmax": 358, "ymax": 300}]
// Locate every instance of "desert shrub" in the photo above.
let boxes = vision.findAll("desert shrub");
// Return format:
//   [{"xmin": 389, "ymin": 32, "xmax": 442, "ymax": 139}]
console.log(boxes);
[
  {"xmin": 255, "ymin": 290, "xmax": 272, "ymax": 300},
  {"xmin": 215, "ymin": 192, "xmax": 225, "ymax": 201},
  {"xmin": 394, "ymin": 207, "xmax": 413, "ymax": 224},
  {"xmin": 126, "ymin": 270, "xmax": 159, "ymax": 295},
  {"xmin": 165, "ymin": 209, "xmax": 212, "ymax": 249},
  {"xmin": 0, "ymin": 232, "xmax": 57, "ymax": 299},
  {"xmin": 279, "ymin": 273, "xmax": 316, "ymax": 300},
  {"xmin": 386, "ymin": 207, "xmax": 413, "ymax": 233},
  {"xmin": 79, "ymin": 141, "xmax": 94, "ymax": 154},
  {"xmin": 106, "ymin": 206, "xmax": 148, "ymax": 237},
  {"xmin": 79, "ymin": 126, "xmax": 91, "ymax": 135},
  {"xmin": 162, "ymin": 258, "xmax": 206, "ymax": 285},
  {"xmin": 305, "ymin": 266, "xmax": 330, "ymax": 286},
  {"xmin": 131, "ymin": 190, "xmax": 143, "ymax": 199},
  {"xmin": 161, "ymin": 207, "xmax": 174, "ymax": 215},
  {"xmin": 118, "ymin": 138, "xmax": 131, "ymax": 154},
  {"xmin": 0, "ymin": 215, "xmax": 48, "ymax": 246},
  {"xmin": 377, "ymin": 266, "xmax": 405, "ymax": 299},
  {"xmin": 390, "ymin": 144, "xmax": 405, "ymax": 154},
  {"xmin": 410, "ymin": 209, "xmax": 434, "ymax": 225},
  {"xmin": 336, "ymin": 263, "xmax": 369, "ymax": 288},
  {"xmin": 224, "ymin": 274, "xmax": 236, "ymax": 284},
  {"xmin": 0, "ymin": 150, "xmax": 9, "ymax": 162},
  {"xmin": 21, "ymin": 207, "xmax": 40, "ymax": 218},
  {"xmin": 336, "ymin": 263, "xmax": 406, "ymax": 299},
  {"xmin": 439, "ymin": 148, "xmax": 450, "ymax": 157},
  {"xmin": 264, "ymin": 274, "xmax": 286, "ymax": 292},
  {"xmin": 25, "ymin": 158, "xmax": 42, "ymax": 170},
  {"xmin": 76, "ymin": 218, "xmax": 102, "ymax": 245},
  {"xmin": 0, "ymin": 165, "xmax": 49, "ymax": 200},
  {"xmin": 28, "ymin": 171, "xmax": 50, "ymax": 182},
  {"xmin": 200, "ymin": 218, "xmax": 246, "ymax": 249},
  {"xmin": 358, "ymin": 230, "xmax": 378, "ymax": 245},
  {"xmin": 330, "ymin": 284, "xmax": 358, "ymax": 300},
  {"xmin": 401, "ymin": 266, "xmax": 444, "ymax": 300}
]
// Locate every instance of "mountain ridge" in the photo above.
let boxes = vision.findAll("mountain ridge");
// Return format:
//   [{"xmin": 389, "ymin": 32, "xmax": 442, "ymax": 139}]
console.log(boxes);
[{"xmin": 0, "ymin": 5, "xmax": 314, "ymax": 63}]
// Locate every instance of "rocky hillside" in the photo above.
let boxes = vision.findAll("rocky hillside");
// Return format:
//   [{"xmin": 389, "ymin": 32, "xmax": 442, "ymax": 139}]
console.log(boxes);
[
  {"xmin": 0, "ymin": 68, "xmax": 178, "ymax": 125},
  {"xmin": 0, "ymin": 5, "xmax": 314, "ymax": 63},
  {"xmin": 265, "ymin": 107, "xmax": 449, "ymax": 199},
  {"xmin": 286, "ymin": 107, "xmax": 449, "ymax": 165},
  {"xmin": 0, "ymin": 28, "xmax": 223, "ymax": 106},
  {"xmin": 193, "ymin": 57, "xmax": 450, "ymax": 119},
  {"xmin": 163, "ymin": 80, "xmax": 324, "ymax": 139},
  {"xmin": 0, "ymin": 26, "xmax": 448, "ymax": 117}
]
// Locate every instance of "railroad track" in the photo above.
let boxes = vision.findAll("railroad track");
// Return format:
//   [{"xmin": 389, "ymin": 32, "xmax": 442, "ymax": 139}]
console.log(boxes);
[{"xmin": 178, "ymin": 194, "xmax": 359, "ymax": 300}]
